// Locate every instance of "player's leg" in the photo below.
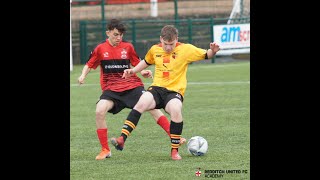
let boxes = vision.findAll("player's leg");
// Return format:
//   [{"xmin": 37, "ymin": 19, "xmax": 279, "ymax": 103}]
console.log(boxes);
[
  {"xmin": 165, "ymin": 98, "xmax": 183, "ymax": 160},
  {"xmin": 148, "ymin": 109, "xmax": 170, "ymax": 136},
  {"xmin": 111, "ymin": 91, "xmax": 155, "ymax": 151},
  {"xmin": 148, "ymin": 109, "xmax": 186, "ymax": 145},
  {"xmin": 95, "ymin": 99, "xmax": 114, "ymax": 160}
]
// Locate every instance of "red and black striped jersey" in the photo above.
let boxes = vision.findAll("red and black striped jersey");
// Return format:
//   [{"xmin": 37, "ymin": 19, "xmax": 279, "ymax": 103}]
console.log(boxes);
[{"xmin": 86, "ymin": 39, "xmax": 144, "ymax": 92}]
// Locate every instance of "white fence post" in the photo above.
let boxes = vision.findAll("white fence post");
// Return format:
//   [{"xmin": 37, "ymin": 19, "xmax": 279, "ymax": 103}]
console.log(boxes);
[{"xmin": 70, "ymin": 0, "xmax": 73, "ymax": 71}]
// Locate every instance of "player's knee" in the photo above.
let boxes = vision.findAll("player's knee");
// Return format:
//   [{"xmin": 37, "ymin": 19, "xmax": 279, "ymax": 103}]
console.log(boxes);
[
  {"xmin": 95, "ymin": 110, "xmax": 105, "ymax": 117},
  {"xmin": 133, "ymin": 101, "xmax": 149, "ymax": 112}
]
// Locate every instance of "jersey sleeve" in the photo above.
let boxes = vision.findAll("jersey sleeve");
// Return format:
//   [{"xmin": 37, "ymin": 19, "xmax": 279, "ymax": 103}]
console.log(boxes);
[
  {"xmin": 144, "ymin": 45, "xmax": 155, "ymax": 65},
  {"xmin": 128, "ymin": 43, "xmax": 141, "ymax": 67},
  {"xmin": 86, "ymin": 46, "xmax": 100, "ymax": 69},
  {"xmin": 185, "ymin": 44, "xmax": 207, "ymax": 63}
]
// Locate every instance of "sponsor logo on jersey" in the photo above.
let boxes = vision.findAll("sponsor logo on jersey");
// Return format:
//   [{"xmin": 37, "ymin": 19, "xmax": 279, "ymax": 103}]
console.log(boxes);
[{"xmin": 105, "ymin": 65, "xmax": 129, "ymax": 69}]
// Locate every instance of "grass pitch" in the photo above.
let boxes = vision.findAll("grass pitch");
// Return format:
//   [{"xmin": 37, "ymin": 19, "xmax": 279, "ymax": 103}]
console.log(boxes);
[{"xmin": 70, "ymin": 61, "xmax": 250, "ymax": 179}]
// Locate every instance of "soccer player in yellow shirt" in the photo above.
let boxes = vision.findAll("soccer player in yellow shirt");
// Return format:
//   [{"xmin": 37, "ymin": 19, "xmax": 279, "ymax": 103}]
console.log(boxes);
[
  {"xmin": 111, "ymin": 25, "xmax": 220, "ymax": 160},
  {"xmin": 77, "ymin": 20, "xmax": 186, "ymax": 160}
]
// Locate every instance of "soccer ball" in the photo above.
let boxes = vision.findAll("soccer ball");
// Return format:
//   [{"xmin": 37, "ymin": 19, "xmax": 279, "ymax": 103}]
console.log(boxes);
[{"xmin": 187, "ymin": 136, "xmax": 208, "ymax": 156}]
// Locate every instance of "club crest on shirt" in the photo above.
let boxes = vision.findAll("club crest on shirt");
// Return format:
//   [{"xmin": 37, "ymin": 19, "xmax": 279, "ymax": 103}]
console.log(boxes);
[
  {"xmin": 121, "ymin": 49, "xmax": 127, "ymax": 59},
  {"xmin": 172, "ymin": 52, "xmax": 176, "ymax": 59}
]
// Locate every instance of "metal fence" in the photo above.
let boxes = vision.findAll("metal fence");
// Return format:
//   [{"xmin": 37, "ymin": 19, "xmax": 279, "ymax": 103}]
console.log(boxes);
[
  {"xmin": 71, "ymin": 0, "xmax": 242, "ymax": 21},
  {"xmin": 71, "ymin": 0, "xmax": 250, "ymax": 64},
  {"xmin": 75, "ymin": 17, "xmax": 249, "ymax": 64}
]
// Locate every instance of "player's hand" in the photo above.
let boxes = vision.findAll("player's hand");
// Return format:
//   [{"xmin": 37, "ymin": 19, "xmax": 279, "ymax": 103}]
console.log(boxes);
[
  {"xmin": 122, "ymin": 69, "xmax": 134, "ymax": 79},
  {"xmin": 78, "ymin": 75, "xmax": 85, "ymax": 85},
  {"xmin": 210, "ymin": 42, "xmax": 220, "ymax": 53},
  {"xmin": 141, "ymin": 70, "xmax": 153, "ymax": 78}
]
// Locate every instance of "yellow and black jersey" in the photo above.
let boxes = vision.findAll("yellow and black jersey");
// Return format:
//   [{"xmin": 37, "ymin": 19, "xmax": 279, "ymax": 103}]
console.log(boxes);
[{"xmin": 145, "ymin": 42, "xmax": 207, "ymax": 97}]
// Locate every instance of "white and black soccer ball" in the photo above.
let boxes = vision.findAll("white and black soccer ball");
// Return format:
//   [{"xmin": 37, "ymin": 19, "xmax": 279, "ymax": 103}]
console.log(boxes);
[{"xmin": 187, "ymin": 136, "xmax": 208, "ymax": 156}]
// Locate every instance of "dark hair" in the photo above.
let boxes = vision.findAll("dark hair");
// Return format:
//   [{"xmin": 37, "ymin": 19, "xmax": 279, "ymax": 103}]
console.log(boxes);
[
  {"xmin": 107, "ymin": 19, "xmax": 126, "ymax": 34},
  {"xmin": 160, "ymin": 25, "xmax": 178, "ymax": 41}
]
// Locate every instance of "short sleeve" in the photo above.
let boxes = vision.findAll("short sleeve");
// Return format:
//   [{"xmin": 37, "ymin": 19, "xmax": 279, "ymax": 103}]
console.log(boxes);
[
  {"xmin": 86, "ymin": 47, "xmax": 100, "ymax": 69},
  {"xmin": 144, "ymin": 45, "xmax": 155, "ymax": 65},
  {"xmin": 186, "ymin": 44, "xmax": 207, "ymax": 63},
  {"xmin": 128, "ymin": 43, "xmax": 141, "ymax": 67}
]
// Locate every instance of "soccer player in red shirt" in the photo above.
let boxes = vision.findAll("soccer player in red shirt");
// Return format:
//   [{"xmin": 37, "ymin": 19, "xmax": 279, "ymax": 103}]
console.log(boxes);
[
  {"xmin": 114, "ymin": 25, "xmax": 220, "ymax": 160},
  {"xmin": 77, "ymin": 19, "xmax": 185, "ymax": 160}
]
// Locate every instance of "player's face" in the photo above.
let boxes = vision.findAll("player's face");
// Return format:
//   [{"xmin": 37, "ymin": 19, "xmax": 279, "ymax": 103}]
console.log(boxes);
[
  {"xmin": 106, "ymin": 28, "xmax": 123, "ymax": 46},
  {"xmin": 160, "ymin": 36, "xmax": 177, "ymax": 53}
]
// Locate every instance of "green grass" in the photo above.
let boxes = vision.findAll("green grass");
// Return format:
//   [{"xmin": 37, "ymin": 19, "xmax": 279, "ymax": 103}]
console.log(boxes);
[{"xmin": 70, "ymin": 61, "xmax": 250, "ymax": 180}]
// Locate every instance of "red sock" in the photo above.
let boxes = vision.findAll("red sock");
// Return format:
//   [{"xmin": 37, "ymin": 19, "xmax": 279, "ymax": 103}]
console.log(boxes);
[
  {"xmin": 157, "ymin": 115, "xmax": 170, "ymax": 137},
  {"xmin": 96, "ymin": 128, "xmax": 110, "ymax": 150}
]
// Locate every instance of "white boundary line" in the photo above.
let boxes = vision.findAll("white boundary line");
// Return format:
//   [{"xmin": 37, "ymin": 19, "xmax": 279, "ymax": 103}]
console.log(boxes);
[
  {"xmin": 188, "ymin": 62, "xmax": 249, "ymax": 69},
  {"xmin": 70, "ymin": 81, "xmax": 250, "ymax": 87}
]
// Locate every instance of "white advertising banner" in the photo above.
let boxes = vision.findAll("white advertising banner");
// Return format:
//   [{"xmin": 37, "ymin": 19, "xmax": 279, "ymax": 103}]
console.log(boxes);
[{"xmin": 213, "ymin": 23, "xmax": 250, "ymax": 55}]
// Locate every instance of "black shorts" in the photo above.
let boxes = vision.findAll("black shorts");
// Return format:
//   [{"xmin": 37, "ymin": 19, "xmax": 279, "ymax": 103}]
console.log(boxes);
[
  {"xmin": 98, "ymin": 86, "xmax": 146, "ymax": 114},
  {"xmin": 147, "ymin": 86, "xmax": 183, "ymax": 109}
]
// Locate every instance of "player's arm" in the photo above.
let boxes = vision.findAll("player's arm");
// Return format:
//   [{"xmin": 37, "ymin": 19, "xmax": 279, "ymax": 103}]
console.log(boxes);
[
  {"xmin": 122, "ymin": 60, "xmax": 149, "ymax": 79},
  {"xmin": 206, "ymin": 42, "xmax": 220, "ymax": 59},
  {"xmin": 78, "ymin": 64, "xmax": 91, "ymax": 85}
]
